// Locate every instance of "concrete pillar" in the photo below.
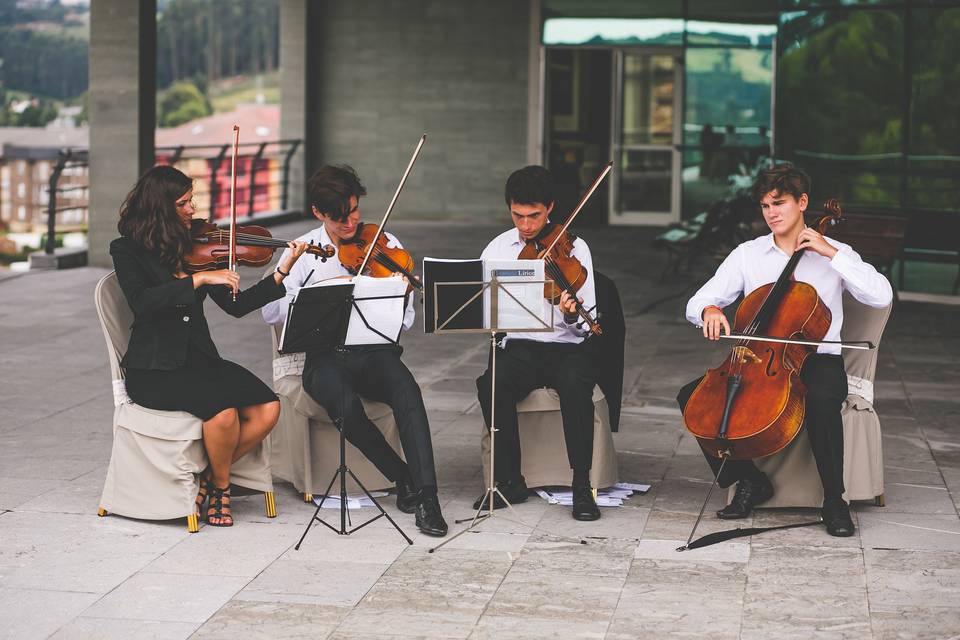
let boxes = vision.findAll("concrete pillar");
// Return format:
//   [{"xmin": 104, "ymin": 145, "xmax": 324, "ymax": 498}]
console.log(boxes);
[
  {"xmin": 87, "ymin": 0, "xmax": 156, "ymax": 267},
  {"xmin": 279, "ymin": 0, "xmax": 322, "ymax": 214},
  {"xmin": 526, "ymin": 0, "xmax": 544, "ymax": 166}
]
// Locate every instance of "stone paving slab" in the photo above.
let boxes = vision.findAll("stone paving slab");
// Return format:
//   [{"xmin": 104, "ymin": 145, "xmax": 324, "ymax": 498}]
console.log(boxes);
[{"xmin": 1, "ymin": 220, "xmax": 958, "ymax": 638}]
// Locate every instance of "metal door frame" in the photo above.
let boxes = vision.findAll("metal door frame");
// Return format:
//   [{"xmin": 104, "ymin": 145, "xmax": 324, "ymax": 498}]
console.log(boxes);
[{"xmin": 609, "ymin": 47, "xmax": 683, "ymax": 226}]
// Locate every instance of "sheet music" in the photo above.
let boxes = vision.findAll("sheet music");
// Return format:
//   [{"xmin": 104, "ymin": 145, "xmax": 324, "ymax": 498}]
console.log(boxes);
[
  {"xmin": 285, "ymin": 274, "xmax": 407, "ymax": 347},
  {"xmin": 482, "ymin": 258, "xmax": 547, "ymax": 330}
]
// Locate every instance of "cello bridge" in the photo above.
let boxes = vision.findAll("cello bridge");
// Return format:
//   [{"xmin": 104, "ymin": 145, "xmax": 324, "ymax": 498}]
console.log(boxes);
[{"xmin": 732, "ymin": 346, "xmax": 762, "ymax": 365}]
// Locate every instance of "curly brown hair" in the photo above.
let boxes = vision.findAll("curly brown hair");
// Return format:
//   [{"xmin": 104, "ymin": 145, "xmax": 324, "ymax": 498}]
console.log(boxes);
[
  {"xmin": 750, "ymin": 162, "xmax": 811, "ymax": 204},
  {"xmin": 118, "ymin": 165, "xmax": 194, "ymax": 271}
]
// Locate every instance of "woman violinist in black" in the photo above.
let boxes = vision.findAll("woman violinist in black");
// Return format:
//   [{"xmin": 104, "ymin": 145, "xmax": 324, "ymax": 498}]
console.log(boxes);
[{"xmin": 110, "ymin": 165, "xmax": 308, "ymax": 526}]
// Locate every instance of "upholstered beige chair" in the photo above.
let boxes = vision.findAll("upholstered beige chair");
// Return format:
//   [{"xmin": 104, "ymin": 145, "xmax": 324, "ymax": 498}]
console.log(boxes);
[
  {"xmin": 481, "ymin": 386, "xmax": 619, "ymax": 489},
  {"xmin": 95, "ymin": 272, "xmax": 277, "ymax": 533},
  {"xmin": 265, "ymin": 320, "xmax": 404, "ymax": 499},
  {"xmin": 733, "ymin": 292, "xmax": 893, "ymax": 508}
]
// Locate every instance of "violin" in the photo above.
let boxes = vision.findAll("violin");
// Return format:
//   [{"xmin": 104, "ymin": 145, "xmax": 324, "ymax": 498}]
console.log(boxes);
[
  {"xmin": 338, "ymin": 221, "xmax": 422, "ymax": 291},
  {"xmin": 340, "ymin": 134, "xmax": 427, "ymax": 293},
  {"xmin": 517, "ymin": 162, "xmax": 613, "ymax": 337},
  {"xmin": 681, "ymin": 199, "xmax": 847, "ymax": 461},
  {"xmin": 184, "ymin": 221, "xmax": 334, "ymax": 272},
  {"xmin": 518, "ymin": 222, "xmax": 599, "ymax": 336}
]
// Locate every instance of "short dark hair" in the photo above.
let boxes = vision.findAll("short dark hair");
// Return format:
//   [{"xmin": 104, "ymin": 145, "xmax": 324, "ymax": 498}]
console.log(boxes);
[
  {"xmin": 307, "ymin": 165, "xmax": 367, "ymax": 221},
  {"xmin": 504, "ymin": 165, "xmax": 556, "ymax": 208},
  {"xmin": 751, "ymin": 162, "xmax": 811, "ymax": 203}
]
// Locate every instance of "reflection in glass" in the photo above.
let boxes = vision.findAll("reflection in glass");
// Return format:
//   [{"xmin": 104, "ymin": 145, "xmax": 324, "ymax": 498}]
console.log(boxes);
[
  {"xmin": 682, "ymin": 47, "xmax": 773, "ymax": 217},
  {"xmin": 543, "ymin": 18, "xmax": 684, "ymax": 46},
  {"xmin": 907, "ymin": 8, "xmax": 960, "ymax": 211},
  {"xmin": 777, "ymin": 9, "xmax": 904, "ymax": 208},
  {"xmin": 618, "ymin": 149, "xmax": 672, "ymax": 213},
  {"xmin": 622, "ymin": 54, "xmax": 675, "ymax": 146}
]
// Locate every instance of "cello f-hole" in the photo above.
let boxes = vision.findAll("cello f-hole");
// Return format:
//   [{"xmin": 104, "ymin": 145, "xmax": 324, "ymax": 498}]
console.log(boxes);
[{"xmin": 764, "ymin": 347, "xmax": 778, "ymax": 377}]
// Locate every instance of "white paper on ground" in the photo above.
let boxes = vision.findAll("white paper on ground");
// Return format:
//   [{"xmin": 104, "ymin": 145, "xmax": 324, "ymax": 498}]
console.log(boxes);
[
  {"xmin": 313, "ymin": 491, "xmax": 389, "ymax": 509},
  {"xmin": 535, "ymin": 484, "xmax": 649, "ymax": 507}
]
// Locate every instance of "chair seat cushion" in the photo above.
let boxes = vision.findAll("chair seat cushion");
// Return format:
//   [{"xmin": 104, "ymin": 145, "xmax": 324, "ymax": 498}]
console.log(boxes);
[
  {"xmin": 516, "ymin": 386, "xmax": 606, "ymax": 413},
  {"xmin": 115, "ymin": 402, "xmax": 203, "ymax": 441}
]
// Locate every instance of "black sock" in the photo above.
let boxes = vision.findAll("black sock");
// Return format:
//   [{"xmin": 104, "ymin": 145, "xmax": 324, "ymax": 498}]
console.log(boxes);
[{"xmin": 572, "ymin": 469, "xmax": 590, "ymax": 488}]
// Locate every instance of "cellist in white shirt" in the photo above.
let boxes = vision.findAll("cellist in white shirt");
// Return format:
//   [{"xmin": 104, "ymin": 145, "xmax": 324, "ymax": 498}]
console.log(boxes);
[{"xmin": 676, "ymin": 163, "xmax": 893, "ymax": 537}]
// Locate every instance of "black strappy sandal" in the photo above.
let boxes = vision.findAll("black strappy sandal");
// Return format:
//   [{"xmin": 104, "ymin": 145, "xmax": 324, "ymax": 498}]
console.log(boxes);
[
  {"xmin": 206, "ymin": 485, "xmax": 234, "ymax": 527},
  {"xmin": 195, "ymin": 469, "xmax": 212, "ymax": 515}
]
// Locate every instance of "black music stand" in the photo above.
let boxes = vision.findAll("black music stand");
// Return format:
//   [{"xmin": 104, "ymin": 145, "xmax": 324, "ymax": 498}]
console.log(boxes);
[{"xmin": 286, "ymin": 279, "xmax": 414, "ymax": 549}]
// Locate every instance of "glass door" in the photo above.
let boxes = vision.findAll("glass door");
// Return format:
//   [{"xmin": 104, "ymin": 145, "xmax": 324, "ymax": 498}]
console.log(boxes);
[{"xmin": 610, "ymin": 49, "xmax": 682, "ymax": 225}]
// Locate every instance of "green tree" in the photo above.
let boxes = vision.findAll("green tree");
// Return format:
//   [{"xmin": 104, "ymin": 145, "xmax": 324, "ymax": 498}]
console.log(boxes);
[{"xmin": 158, "ymin": 81, "xmax": 212, "ymax": 127}]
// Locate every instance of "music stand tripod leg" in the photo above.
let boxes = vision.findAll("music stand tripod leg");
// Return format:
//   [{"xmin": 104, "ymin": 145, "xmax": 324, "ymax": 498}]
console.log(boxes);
[
  {"xmin": 295, "ymin": 332, "xmax": 413, "ymax": 548},
  {"xmin": 430, "ymin": 329, "xmax": 535, "ymax": 553}
]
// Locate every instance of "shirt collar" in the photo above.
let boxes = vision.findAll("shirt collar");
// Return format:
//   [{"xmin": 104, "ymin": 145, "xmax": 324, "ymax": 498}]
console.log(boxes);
[
  {"xmin": 508, "ymin": 220, "xmax": 552, "ymax": 247},
  {"xmin": 761, "ymin": 233, "xmax": 781, "ymax": 255},
  {"xmin": 313, "ymin": 224, "xmax": 333, "ymax": 250}
]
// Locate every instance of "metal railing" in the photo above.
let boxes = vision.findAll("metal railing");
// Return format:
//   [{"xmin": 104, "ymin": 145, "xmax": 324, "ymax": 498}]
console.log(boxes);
[
  {"xmin": 46, "ymin": 148, "xmax": 90, "ymax": 255},
  {"xmin": 40, "ymin": 138, "xmax": 302, "ymax": 254},
  {"xmin": 156, "ymin": 138, "xmax": 301, "ymax": 220}
]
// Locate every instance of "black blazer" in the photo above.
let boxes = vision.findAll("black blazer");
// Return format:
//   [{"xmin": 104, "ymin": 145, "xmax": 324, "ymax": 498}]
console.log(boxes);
[{"xmin": 109, "ymin": 236, "xmax": 286, "ymax": 371}]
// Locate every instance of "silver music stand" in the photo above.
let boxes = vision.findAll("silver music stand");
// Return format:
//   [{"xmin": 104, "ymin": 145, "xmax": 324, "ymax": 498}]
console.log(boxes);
[{"xmin": 426, "ymin": 273, "xmax": 555, "ymax": 553}]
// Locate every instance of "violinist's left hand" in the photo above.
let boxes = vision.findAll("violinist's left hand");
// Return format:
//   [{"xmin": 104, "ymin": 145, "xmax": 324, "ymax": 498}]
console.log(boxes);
[
  {"xmin": 559, "ymin": 290, "xmax": 582, "ymax": 316},
  {"xmin": 796, "ymin": 227, "xmax": 838, "ymax": 259},
  {"xmin": 273, "ymin": 241, "xmax": 310, "ymax": 284}
]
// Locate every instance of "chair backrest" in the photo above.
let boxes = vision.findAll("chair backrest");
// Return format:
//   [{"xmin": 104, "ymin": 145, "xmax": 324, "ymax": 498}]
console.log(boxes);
[
  {"xmin": 95, "ymin": 271, "xmax": 134, "ymax": 382},
  {"xmin": 593, "ymin": 270, "xmax": 625, "ymax": 432},
  {"xmin": 263, "ymin": 266, "xmax": 305, "ymax": 381},
  {"xmin": 840, "ymin": 291, "xmax": 893, "ymax": 389}
]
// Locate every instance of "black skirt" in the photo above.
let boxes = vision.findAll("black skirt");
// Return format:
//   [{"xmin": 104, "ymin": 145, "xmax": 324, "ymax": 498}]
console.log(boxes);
[{"xmin": 125, "ymin": 341, "xmax": 278, "ymax": 421}]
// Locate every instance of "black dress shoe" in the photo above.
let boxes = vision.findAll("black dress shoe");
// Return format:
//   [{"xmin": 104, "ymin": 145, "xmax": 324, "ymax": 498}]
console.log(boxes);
[
  {"xmin": 716, "ymin": 473, "xmax": 774, "ymax": 519},
  {"xmin": 822, "ymin": 498, "xmax": 855, "ymax": 537},
  {"xmin": 415, "ymin": 494, "xmax": 448, "ymax": 537},
  {"xmin": 472, "ymin": 477, "xmax": 529, "ymax": 511},
  {"xmin": 572, "ymin": 486, "xmax": 601, "ymax": 521},
  {"xmin": 395, "ymin": 476, "xmax": 418, "ymax": 514}
]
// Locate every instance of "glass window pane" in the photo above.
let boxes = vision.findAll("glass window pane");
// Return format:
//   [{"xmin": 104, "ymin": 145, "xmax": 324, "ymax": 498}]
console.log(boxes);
[
  {"xmin": 777, "ymin": 9, "xmax": 904, "ymax": 208},
  {"xmin": 685, "ymin": 21, "xmax": 776, "ymax": 47},
  {"xmin": 907, "ymin": 7, "xmax": 960, "ymax": 211},
  {"xmin": 622, "ymin": 54, "xmax": 675, "ymax": 146},
  {"xmin": 682, "ymin": 47, "xmax": 773, "ymax": 217},
  {"xmin": 619, "ymin": 149, "xmax": 672, "ymax": 212},
  {"xmin": 543, "ymin": 18, "xmax": 684, "ymax": 46}
]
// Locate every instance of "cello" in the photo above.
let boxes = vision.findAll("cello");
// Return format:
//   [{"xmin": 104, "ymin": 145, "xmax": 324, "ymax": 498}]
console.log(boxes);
[{"xmin": 677, "ymin": 199, "xmax": 876, "ymax": 550}]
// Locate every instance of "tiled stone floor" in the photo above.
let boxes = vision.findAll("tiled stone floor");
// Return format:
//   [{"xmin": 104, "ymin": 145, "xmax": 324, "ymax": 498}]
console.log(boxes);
[{"xmin": 1, "ymin": 220, "xmax": 958, "ymax": 639}]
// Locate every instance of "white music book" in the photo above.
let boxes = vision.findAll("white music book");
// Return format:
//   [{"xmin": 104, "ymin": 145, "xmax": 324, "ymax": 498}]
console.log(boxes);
[{"xmin": 291, "ymin": 274, "xmax": 407, "ymax": 347}]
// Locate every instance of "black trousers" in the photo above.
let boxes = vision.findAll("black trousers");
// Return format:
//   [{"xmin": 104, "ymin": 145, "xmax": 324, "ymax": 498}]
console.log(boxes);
[
  {"xmin": 302, "ymin": 345, "xmax": 437, "ymax": 490},
  {"xmin": 676, "ymin": 353, "xmax": 848, "ymax": 499},
  {"xmin": 476, "ymin": 339, "xmax": 600, "ymax": 483}
]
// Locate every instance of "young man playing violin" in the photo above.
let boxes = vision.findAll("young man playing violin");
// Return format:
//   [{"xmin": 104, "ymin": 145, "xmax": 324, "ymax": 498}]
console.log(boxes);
[
  {"xmin": 261, "ymin": 165, "xmax": 447, "ymax": 537},
  {"xmin": 676, "ymin": 163, "xmax": 893, "ymax": 536},
  {"xmin": 475, "ymin": 165, "xmax": 604, "ymax": 521}
]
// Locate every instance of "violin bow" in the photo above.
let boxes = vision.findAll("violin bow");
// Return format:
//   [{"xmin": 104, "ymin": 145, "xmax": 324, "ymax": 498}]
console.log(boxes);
[
  {"xmin": 228, "ymin": 124, "xmax": 240, "ymax": 300},
  {"xmin": 356, "ymin": 133, "xmax": 427, "ymax": 278},
  {"xmin": 540, "ymin": 161, "xmax": 613, "ymax": 258}
]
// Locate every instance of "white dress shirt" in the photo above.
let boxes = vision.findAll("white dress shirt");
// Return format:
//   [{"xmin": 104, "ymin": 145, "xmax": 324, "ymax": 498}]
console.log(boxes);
[
  {"xmin": 261, "ymin": 224, "xmax": 416, "ymax": 331},
  {"xmin": 685, "ymin": 233, "xmax": 893, "ymax": 355},
  {"xmin": 481, "ymin": 226, "xmax": 597, "ymax": 346}
]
